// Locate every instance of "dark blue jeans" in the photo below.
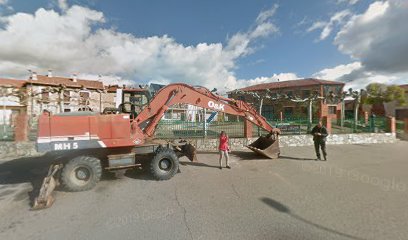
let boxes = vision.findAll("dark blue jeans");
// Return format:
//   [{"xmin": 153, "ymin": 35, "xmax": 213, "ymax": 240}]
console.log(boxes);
[{"xmin": 314, "ymin": 140, "xmax": 327, "ymax": 159}]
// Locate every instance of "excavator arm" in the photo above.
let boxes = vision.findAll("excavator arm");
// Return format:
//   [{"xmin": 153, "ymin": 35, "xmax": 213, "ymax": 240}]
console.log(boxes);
[{"xmin": 132, "ymin": 83, "xmax": 280, "ymax": 158}]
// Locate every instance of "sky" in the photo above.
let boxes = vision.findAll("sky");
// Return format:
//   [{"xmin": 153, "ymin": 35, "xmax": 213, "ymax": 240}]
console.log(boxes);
[{"xmin": 0, "ymin": 0, "xmax": 407, "ymax": 93}]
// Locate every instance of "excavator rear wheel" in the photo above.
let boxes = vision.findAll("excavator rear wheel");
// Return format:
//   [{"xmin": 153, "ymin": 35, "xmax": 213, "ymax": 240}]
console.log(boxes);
[
  {"xmin": 149, "ymin": 148, "xmax": 179, "ymax": 180},
  {"xmin": 61, "ymin": 156, "xmax": 102, "ymax": 192}
]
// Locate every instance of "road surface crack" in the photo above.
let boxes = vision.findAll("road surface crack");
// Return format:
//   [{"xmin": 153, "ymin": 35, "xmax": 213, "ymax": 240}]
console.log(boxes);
[{"xmin": 174, "ymin": 187, "xmax": 193, "ymax": 240}]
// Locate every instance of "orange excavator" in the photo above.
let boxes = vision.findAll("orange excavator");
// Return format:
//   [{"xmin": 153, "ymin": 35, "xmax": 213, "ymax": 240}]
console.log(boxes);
[{"xmin": 32, "ymin": 83, "xmax": 280, "ymax": 209}]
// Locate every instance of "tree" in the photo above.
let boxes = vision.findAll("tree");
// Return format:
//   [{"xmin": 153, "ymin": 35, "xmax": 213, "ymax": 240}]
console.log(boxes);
[
  {"xmin": 364, "ymin": 83, "xmax": 406, "ymax": 105},
  {"xmin": 231, "ymin": 89, "xmax": 324, "ymax": 132}
]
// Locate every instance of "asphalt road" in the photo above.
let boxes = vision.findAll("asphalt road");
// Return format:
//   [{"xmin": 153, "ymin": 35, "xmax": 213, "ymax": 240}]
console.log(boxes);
[{"xmin": 0, "ymin": 142, "xmax": 407, "ymax": 240}]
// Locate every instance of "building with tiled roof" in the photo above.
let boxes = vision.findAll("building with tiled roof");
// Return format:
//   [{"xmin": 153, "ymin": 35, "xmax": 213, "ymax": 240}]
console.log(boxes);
[
  {"xmin": 0, "ymin": 78, "xmax": 28, "ymax": 140},
  {"xmin": 29, "ymin": 74, "xmax": 104, "ymax": 90},
  {"xmin": 238, "ymin": 78, "xmax": 344, "ymax": 92},
  {"xmin": 23, "ymin": 72, "xmax": 113, "ymax": 116},
  {"xmin": 229, "ymin": 78, "xmax": 345, "ymax": 120},
  {"xmin": 0, "ymin": 78, "xmax": 27, "ymax": 88}
]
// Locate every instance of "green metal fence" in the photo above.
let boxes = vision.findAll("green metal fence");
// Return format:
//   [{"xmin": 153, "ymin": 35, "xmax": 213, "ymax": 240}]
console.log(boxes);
[
  {"xmin": 396, "ymin": 120, "xmax": 404, "ymax": 133},
  {"xmin": 155, "ymin": 116, "xmax": 391, "ymax": 139},
  {"xmin": 0, "ymin": 116, "xmax": 394, "ymax": 142},
  {"xmin": 155, "ymin": 120, "xmax": 245, "ymax": 139},
  {"xmin": 0, "ymin": 124, "xmax": 15, "ymax": 141}
]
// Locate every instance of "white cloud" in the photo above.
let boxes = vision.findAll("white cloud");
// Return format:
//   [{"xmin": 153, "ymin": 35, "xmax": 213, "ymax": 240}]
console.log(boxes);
[
  {"xmin": 226, "ymin": 5, "xmax": 279, "ymax": 58},
  {"xmin": 313, "ymin": 62, "xmax": 362, "ymax": 80},
  {"xmin": 313, "ymin": 61, "xmax": 405, "ymax": 90},
  {"xmin": 307, "ymin": 21, "xmax": 326, "ymax": 32},
  {"xmin": 312, "ymin": 0, "xmax": 408, "ymax": 90},
  {"xmin": 342, "ymin": 73, "xmax": 400, "ymax": 91},
  {"xmin": 256, "ymin": 4, "xmax": 278, "ymax": 24},
  {"xmin": 308, "ymin": 10, "xmax": 351, "ymax": 40},
  {"xmin": 337, "ymin": 0, "xmax": 360, "ymax": 5},
  {"xmin": 0, "ymin": 0, "xmax": 13, "ymax": 11},
  {"xmin": 58, "ymin": 0, "xmax": 69, "ymax": 11},
  {"xmin": 227, "ymin": 72, "xmax": 301, "ymax": 91},
  {"xmin": 0, "ymin": 4, "xmax": 280, "ymax": 92},
  {"xmin": 335, "ymin": 0, "xmax": 408, "ymax": 74}
]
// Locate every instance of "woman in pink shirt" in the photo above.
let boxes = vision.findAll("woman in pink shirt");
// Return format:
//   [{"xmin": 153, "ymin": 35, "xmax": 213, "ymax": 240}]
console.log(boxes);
[{"xmin": 218, "ymin": 131, "xmax": 230, "ymax": 169}]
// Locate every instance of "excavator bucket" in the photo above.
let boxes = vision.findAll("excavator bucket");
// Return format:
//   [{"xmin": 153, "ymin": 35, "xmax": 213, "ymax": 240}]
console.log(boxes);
[
  {"xmin": 31, "ymin": 164, "xmax": 62, "ymax": 210},
  {"xmin": 247, "ymin": 134, "xmax": 280, "ymax": 159},
  {"xmin": 181, "ymin": 143, "xmax": 197, "ymax": 162},
  {"xmin": 172, "ymin": 140, "xmax": 197, "ymax": 162}
]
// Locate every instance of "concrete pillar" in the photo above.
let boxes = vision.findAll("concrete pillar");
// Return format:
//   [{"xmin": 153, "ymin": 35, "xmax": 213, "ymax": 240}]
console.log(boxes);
[
  {"xmin": 244, "ymin": 119, "xmax": 253, "ymax": 138},
  {"xmin": 322, "ymin": 116, "xmax": 332, "ymax": 134},
  {"xmin": 336, "ymin": 109, "xmax": 342, "ymax": 125},
  {"xmin": 386, "ymin": 116, "xmax": 396, "ymax": 133},
  {"xmin": 319, "ymin": 101, "xmax": 325, "ymax": 119},
  {"xmin": 14, "ymin": 113, "xmax": 28, "ymax": 142},
  {"xmin": 364, "ymin": 111, "xmax": 369, "ymax": 125},
  {"xmin": 404, "ymin": 118, "xmax": 408, "ymax": 134}
]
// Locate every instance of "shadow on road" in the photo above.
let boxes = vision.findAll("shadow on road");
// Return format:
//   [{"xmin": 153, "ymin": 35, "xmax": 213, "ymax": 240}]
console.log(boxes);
[
  {"xmin": 278, "ymin": 155, "xmax": 316, "ymax": 161},
  {"xmin": 230, "ymin": 151, "xmax": 271, "ymax": 160},
  {"xmin": 179, "ymin": 161, "xmax": 220, "ymax": 169},
  {"xmin": 260, "ymin": 197, "xmax": 366, "ymax": 240},
  {"xmin": 0, "ymin": 154, "xmax": 56, "ymax": 206},
  {"xmin": 124, "ymin": 168, "xmax": 155, "ymax": 180},
  {"xmin": 0, "ymin": 153, "xmax": 127, "ymax": 206}
]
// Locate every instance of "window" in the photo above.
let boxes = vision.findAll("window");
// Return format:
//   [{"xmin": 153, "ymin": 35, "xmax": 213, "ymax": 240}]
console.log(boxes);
[
  {"xmin": 78, "ymin": 107, "xmax": 92, "ymax": 112},
  {"xmin": 284, "ymin": 107, "xmax": 294, "ymax": 118},
  {"xmin": 79, "ymin": 91, "xmax": 90, "ymax": 105},
  {"xmin": 41, "ymin": 89, "xmax": 50, "ymax": 102},
  {"xmin": 130, "ymin": 96, "xmax": 142, "ymax": 104},
  {"xmin": 301, "ymin": 106, "xmax": 308, "ymax": 115},
  {"xmin": 261, "ymin": 105, "xmax": 274, "ymax": 120},
  {"xmin": 63, "ymin": 91, "xmax": 71, "ymax": 104},
  {"xmin": 328, "ymin": 106, "xmax": 337, "ymax": 115},
  {"xmin": 303, "ymin": 90, "xmax": 311, "ymax": 98}
]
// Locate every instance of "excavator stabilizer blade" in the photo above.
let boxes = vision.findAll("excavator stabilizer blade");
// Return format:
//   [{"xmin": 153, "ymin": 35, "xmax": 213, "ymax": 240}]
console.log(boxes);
[
  {"xmin": 31, "ymin": 164, "xmax": 61, "ymax": 210},
  {"xmin": 247, "ymin": 135, "xmax": 280, "ymax": 159}
]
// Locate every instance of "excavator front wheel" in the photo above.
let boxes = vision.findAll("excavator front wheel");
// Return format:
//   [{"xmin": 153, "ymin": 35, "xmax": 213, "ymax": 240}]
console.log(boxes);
[
  {"xmin": 61, "ymin": 156, "xmax": 102, "ymax": 192},
  {"xmin": 149, "ymin": 148, "xmax": 179, "ymax": 180}
]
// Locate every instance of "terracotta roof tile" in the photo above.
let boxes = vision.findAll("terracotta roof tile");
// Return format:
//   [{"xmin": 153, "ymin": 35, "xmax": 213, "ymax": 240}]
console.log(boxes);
[
  {"xmin": 29, "ymin": 75, "xmax": 104, "ymax": 90},
  {"xmin": 106, "ymin": 85, "xmax": 147, "ymax": 93},
  {"xmin": 238, "ymin": 78, "xmax": 345, "ymax": 92},
  {"xmin": 0, "ymin": 78, "xmax": 26, "ymax": 88},
  {"xmin": 398, "ymin": 84, "xmax": 408, "ymax": 90}
]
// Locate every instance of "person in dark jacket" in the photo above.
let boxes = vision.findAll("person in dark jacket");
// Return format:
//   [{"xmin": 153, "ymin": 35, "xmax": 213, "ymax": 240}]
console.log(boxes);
[{"xmin": 311, "ymin": 120, "xmax": 328, "ymax": 160}]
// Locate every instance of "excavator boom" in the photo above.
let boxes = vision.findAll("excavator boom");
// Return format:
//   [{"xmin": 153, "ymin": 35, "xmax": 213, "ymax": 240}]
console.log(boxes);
[{"xmin": 132, "ymin": 83, "xmax": 280, "ymax": 158}]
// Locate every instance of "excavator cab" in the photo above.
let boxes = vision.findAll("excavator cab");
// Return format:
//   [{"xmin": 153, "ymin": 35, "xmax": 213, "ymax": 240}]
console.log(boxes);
[{"xmin": 247, "ymin": 131, "xmax": 280, "ymax": 159}]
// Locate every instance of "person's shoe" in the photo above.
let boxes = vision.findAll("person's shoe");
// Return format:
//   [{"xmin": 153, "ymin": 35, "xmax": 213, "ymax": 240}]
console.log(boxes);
[
  {"xmin": 226, "ymin": 165, "xmax": 231, "ymax": 169},
  {"xmin": 316, "ymin": 157, "xmax": 321, "ymax": 161},
  {"xmin": 323, "ymin": 155, "xmax": 327, "ymax": 161},
  {"xmin": 219, "ymin": 166, "xmax": 222, "ymax": 170}
]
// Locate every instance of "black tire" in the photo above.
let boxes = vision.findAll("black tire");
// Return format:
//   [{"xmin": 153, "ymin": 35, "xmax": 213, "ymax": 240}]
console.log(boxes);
[
  {"xmin": 149, "ymin": 148, "xmax": 179, "ymax": 180},
  {"xmin": 61, "ymin": 156, "xmax": 102, "ymax": 192}
]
